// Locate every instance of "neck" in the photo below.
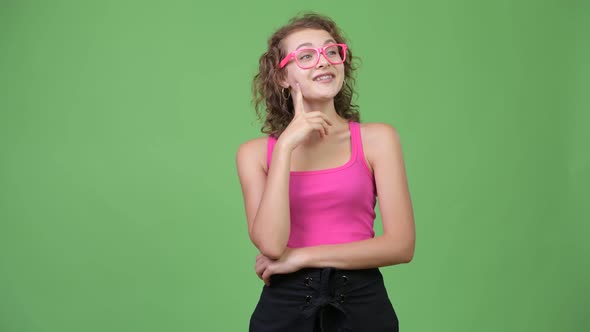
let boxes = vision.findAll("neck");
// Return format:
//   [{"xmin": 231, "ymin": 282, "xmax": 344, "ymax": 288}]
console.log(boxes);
[{"xmin": 300, "ymin": 98, "xmax": 349, "ymax": 146}]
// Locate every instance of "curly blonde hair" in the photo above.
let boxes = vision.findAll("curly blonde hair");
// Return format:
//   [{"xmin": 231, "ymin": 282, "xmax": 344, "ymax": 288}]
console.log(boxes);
[{"xmin": 252, "ymin": 13, "xmax": 360, "ymax": 137}]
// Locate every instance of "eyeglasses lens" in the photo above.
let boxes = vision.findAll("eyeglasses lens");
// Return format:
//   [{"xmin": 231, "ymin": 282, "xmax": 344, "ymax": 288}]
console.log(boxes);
[{"xmin": 296, "ymin": 45, "xmax": 345, "ymax": 68}]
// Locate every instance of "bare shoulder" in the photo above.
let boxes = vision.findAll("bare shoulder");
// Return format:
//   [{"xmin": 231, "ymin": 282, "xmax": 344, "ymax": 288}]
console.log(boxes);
[
  {"xmin": 236, "ymin": 136, "xmax": 269, "ymax": 173},
  {"xmin": 359, "ymin": 122, "xmax": 403, "ymax": 171},
  {"xmin": 236, "ymin": 136, "xmax": 268, "ymax": 155},
  {"xmin": 359, "ymin": 122, "xmax": 400, "ymax": 143}
]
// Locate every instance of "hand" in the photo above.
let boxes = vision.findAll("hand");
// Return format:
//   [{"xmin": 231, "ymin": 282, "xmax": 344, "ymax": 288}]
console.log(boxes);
[
  {"xmin": 254, "ymin": 252, "xmax": 275, "ymax": 286},
  {"xmin": 255, "ymin": 248, "xmax": 306, "ymax": 286},
  {"xmin": 276, "ymin": 83, "xmax": 333, "ymax": 151}
]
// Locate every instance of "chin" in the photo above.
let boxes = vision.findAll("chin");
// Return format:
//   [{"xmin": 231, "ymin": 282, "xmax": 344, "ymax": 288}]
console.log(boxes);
[
  {"xmin": 307, "ymin": 86, "xmax": 342, "ymax": 101},
  {"xmin": 307, "ymin": 93, "xmax": 338, "ymax": 102}
]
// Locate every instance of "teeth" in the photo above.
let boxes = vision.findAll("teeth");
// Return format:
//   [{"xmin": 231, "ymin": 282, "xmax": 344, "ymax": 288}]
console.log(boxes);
[{"xmin": 314, "ymin": 75, "xmax": 333, "ymax": 81}]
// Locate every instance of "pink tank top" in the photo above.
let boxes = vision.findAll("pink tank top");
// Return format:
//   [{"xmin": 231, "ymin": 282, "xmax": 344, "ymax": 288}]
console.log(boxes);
[{"xmin": 266, "ymin": 121, "xmax": 377, "ymax": 248}]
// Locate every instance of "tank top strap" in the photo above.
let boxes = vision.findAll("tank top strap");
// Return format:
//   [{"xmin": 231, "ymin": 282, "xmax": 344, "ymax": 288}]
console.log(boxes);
[
  {"xmin": 349, "ymin": 121, "xmax": 362, "ymax": 163},
  {"xmin": 266, "ymin": 135, "xmax": 277, "ymax": 170}
]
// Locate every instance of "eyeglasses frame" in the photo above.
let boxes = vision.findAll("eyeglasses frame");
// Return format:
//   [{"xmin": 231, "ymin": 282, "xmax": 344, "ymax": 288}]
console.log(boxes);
[{"xmin": 278, "ymin": 43, "xmax": 348, "ymax": 69}]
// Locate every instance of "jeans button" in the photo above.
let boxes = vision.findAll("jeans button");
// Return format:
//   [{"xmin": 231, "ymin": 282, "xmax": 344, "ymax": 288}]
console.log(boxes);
[
  {"xmin": 304, "ymin": 276, "xmax": 313, "ymax": 287},
  {"xmin": 305, "ymin": 295, "xmax": 312, "ymax": 304},
  {"xmin": 341, "ymin": 275, "xmax": 348, "ymax": 285}
]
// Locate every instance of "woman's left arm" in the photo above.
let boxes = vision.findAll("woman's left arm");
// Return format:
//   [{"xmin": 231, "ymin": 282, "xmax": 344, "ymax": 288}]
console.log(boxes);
[
  {"xmin": 259, "ymin": 123, "xmax": 415, "ymax": 282},
  {"xmin": 297, "ymin": 123, "xmax": 415, "ymax": 269}
]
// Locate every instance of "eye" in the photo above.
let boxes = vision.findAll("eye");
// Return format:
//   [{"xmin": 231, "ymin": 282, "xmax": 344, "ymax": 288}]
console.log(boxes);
[
  {"xmin": 325, "ymin": 45, "xmax": 342, "ymax": 57},
  {"xmin": 297, "ymin": 50, "xmax": 316, "ymax": 62}
]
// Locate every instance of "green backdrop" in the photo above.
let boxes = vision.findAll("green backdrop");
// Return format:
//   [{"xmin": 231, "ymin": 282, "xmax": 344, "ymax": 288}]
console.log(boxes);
[{"xmin": 1, "ymin": 1, "xmax": 588, "ymax": 331}]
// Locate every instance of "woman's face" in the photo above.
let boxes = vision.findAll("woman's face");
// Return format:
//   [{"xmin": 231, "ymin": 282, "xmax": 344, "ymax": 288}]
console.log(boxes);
[{"xmin": 280, "ymin": 29, "xmax": 345, "ymax": 102}]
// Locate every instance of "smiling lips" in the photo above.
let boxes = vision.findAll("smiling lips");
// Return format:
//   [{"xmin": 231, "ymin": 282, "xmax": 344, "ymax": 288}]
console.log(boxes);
[{"xmin": 313, "ymin": 73, "xmax": 335, "ymax": 82}]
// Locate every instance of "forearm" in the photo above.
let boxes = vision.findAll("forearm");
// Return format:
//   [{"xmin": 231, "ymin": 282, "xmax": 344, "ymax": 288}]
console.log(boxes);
[
  {"xmin": 297, "ymin": 234, "xmax": 415, "ymax": 270},
  {"xmin": 250, "ymin": 143, "xmax": 293, "ymax": 259}
]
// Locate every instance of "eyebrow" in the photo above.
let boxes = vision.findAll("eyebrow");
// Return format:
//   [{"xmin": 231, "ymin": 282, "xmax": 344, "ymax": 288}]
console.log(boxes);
[{"xmin": 295, "ymin": 39, "xmax": 336, "ymax": 50}]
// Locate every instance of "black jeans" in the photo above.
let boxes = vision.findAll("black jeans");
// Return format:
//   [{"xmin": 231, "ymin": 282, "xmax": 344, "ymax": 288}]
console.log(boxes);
[{"xmin": 249, "ymin": 267, "xmax": 399, "ymax": 332}]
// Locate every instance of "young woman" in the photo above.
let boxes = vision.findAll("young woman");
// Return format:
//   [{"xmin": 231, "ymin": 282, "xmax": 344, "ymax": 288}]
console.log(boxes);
[{"xmin": 236, "ymin": 13, "xmax": 416, "ymax": 332}]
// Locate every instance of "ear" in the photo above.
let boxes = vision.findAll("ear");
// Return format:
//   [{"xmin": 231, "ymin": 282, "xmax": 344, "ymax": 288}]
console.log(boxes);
[
  {"xmin": 278, "ymin": 72, "xmax": 290, "ymax": 89},
  {"xmin": 279, "ymin": 79, "xmax": 290, "ymax": 89}
]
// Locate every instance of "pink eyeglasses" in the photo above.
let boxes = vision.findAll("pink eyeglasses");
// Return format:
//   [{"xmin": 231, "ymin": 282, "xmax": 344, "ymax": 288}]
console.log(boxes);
[{"xmin": 279, "ymin": 43, "xmax": 348, "ymax": 69}]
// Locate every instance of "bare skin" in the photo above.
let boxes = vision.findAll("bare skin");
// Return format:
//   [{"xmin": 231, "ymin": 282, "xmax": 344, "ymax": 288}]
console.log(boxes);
[{"xmin": 236, "ymin": 82, "xmax": 334, "ymax": 260}]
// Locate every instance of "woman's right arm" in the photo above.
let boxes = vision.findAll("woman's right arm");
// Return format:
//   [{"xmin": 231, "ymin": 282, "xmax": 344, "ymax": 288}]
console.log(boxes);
[
  {"xmin": 236, "ymin": 83, "xmax": 332, "ymax": 259},
  {"xmin": 236, "ymin": 138, "xmax": 294, "ymax": 259}
]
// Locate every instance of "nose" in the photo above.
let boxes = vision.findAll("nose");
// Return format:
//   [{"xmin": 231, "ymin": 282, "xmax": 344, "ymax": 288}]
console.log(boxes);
[{"xmin": 316, "ymin": 52, "xmax": 331, "ymax": 68}]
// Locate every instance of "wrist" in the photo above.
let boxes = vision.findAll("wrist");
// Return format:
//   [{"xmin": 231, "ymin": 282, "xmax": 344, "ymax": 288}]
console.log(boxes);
[
  {"xmin": 295, "ymin": 247, "xmax": 313, "ymax": 268},
  {"xmin": 275, "ymin": 139, "xmax": 295, "ymax": 153}
]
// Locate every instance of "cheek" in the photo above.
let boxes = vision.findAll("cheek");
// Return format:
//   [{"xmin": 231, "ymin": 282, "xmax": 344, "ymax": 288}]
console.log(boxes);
[
  {"xmin": 337, "ymin": 66, "xmax": 345, "ymax": 78},
  {"xmin": 338, "ymin": 68, "xmax": 346, "ymax": 85},
  {"xmin": 286, "ymin": 67, "xmax": 307, "ymax": 86}
]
